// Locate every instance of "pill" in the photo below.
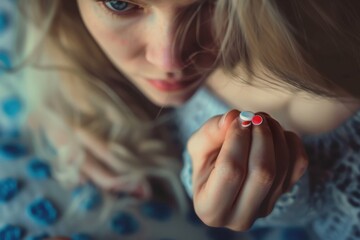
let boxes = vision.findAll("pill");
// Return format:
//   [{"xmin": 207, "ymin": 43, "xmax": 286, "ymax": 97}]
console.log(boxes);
[
  {"xmin": 239, "ymin": 111, "xmax": 255, "ymax": 121},
  {"xmin": 241, "ymin": 121, "xmax": 252, "ymax": 128},
  {"xmin": 252, "ymin": 115, "xmax": 263, "ymax": 126}
]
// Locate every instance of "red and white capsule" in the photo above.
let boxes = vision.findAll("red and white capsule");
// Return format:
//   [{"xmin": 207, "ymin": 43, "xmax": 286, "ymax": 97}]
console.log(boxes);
[
  {"xmin": 239, "ymin": 111, "xmax": 254, "ymax": 127},
  {"xmin": 239, "ymin": 111, "xmax": 264, "ymax": 127}
]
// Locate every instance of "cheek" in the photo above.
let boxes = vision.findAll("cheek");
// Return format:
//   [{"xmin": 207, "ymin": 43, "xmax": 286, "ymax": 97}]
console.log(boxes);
[
  {"xmin": 86, "ymin": 23, "xmax": 139, "ymax": 71},
  {"xmin": 94, "ymin": 28, "xmax": 130, "ymax": 49},
  {"xmin": 97, "ymin": 30, "xmax": 134, "ymax": 67},
  {"xmin": 78, "ymin": 2, "xmax": 135, "ymax": 59}
]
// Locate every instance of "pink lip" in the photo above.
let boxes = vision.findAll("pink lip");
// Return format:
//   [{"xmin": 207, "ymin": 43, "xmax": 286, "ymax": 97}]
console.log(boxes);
[{"xmin": 146, "ymin": 78, "xmax": 198, "ymax": 91}]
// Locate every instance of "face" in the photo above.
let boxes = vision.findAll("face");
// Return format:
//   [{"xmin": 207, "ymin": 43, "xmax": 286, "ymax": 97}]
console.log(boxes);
[{"xmin": 77, "ymin": 0, "xmax": 216, "ymax": 106}]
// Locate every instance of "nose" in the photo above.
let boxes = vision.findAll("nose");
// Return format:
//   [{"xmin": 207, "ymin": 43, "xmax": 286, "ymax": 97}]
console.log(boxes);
[{"xmin": 145, "ymin": 14, "xmax": 184, "ymax": 74}]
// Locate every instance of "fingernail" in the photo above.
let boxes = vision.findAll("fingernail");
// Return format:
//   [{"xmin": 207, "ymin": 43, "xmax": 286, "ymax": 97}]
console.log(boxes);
[
  {"xmin": 219, "ymin": 111, "xmax": 230, "ymax": 128},
  {"xmin": 252, "ymin": 115, "xmax": 263, "ymax": 126}
]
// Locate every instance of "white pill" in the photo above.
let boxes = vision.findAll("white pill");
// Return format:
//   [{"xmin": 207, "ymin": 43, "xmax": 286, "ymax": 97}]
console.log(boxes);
[{"xmin": 239, "ymin": 111, "xmax": 255, "ymax": 121}]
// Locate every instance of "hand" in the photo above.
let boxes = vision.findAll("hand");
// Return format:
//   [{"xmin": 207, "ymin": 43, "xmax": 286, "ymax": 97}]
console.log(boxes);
[
  {"xmin": 74, "ymin": 127, "xmax": 151, "ymax": 199},
  {"xmin": 187, "ymin": 109, "xmax": 308, "ymax": 231},
  {"xmin": 38, "ymin": 114, "xmax": 151, "ymax": 199}
]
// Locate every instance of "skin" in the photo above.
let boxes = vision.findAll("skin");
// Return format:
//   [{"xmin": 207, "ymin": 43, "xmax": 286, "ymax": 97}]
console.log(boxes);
[
  {"xmin": 206, "ymin": 68, "xmax": 360, "ymax": 135},
  {"xmin": 189, "ymin": 110, "xmax": 308, "ymax": 230},
  {"xmin": 49, "ymin": 0, "xmax": 215, "ymax": 199},
  {"xmin": 77, "ymin": 0, "xmax": 215, "ymax": 107},
  {"xmin": 187, "ymin": 64, "xmax": 359, "ymax": 230},
  {"xmin": 69, "ymin": 0, "xmax": 360, "ymax": 232}
]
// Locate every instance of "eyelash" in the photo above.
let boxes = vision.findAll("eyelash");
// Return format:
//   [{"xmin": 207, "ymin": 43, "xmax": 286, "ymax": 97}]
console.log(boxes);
[{"xmin": 95, "ymin": 0, "xmax": 143, "ymax": 17}]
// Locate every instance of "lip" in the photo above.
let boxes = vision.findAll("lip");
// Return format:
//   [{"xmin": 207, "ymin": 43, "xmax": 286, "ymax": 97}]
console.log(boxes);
[{"xmin": 146, "ymin": 78, "xmax": 199, "ymax": 92}]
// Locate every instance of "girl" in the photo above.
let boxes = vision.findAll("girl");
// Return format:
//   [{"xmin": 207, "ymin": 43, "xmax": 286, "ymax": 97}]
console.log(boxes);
[{"xmin": 1, "ymin": 1, "xmax": 358, "ymax": 240}]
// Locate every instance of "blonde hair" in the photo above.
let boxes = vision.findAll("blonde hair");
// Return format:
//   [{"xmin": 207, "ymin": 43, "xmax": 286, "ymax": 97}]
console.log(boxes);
[
  {"xmin": 10, "ymin": 0, "xmax": 188, "ymax": 215},
  {"xmin": 214, "ymin": 0, "xmax": 360, "ymax": 99}
]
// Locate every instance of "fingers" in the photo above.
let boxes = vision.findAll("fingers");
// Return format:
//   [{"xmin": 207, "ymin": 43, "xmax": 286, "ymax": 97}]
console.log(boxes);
[
  {"xmin": 189, "ymin": 109, "xmax": 240, "ymax": 193},
  {"xmin": 81, "ymin": 151, "xmax": 152, "ymax": 199},
  {"xmin": 74, "ymin": 128, "xmax": 151, "ymax": 199},
  {"xmin": 75, "ymin": 128, "xmax": 130, "ymax": 173},
  {"xmin": 189, "ymin": 109, "xmax": 240, "ymax": 173},
  {"xmin": 230, "ymin": 114, "xmax": 276, "ymax": 230},
  {"xmin": 283, "ymin": 131, "xmax": 309, "ymax": 192},
  {"xmin": 191, "ymin": 110, "xmax": 308, "ymax": 231},
  {"xmin": 194, "ymin": 118, "xmax": 250, "ymax": 226},
  {"xmin": 258, "ymin": 115, "xmax": 290, "ymax": 216},
  {"xmin": 80, "ymin": 152, "xmax": 120, "ymax": 191}
]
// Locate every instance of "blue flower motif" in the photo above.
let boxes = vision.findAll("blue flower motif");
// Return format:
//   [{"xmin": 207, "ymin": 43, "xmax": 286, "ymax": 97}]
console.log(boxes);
[
  {"xmin": 0, "ymin": 178, "xmax": 21, "ymax": 203},
  {"xmin": 0, "ymin": 50, "xmax": 11, "ymax": 70},
  {"xmin": 26, "ymin": 233, "xmax": 50, "ymax": 240},
  {"xmin": 2, "ymin": 97, "xmax": 23, "ymax": 119},
  {"xmin": 110, "ymin": 212, "xmax": 140, "ymax": 236},
  {"xmin": 72, "ymin": 183, "xmax": 102, "ymax": 211},
  {"xmin": 27, "ymin": 158, "xmax": 52, "ymax": 180},
  {"xmin": 27, "ymin": 198, "xmax": 59, "ymax": 226},
  {"xmin": 140, "ymin": 201, "xmax": 172, "ymax": 221},
  {"xmin": 71, "ymin": 233, "xmax": 93, "ymax": 240},
  {"xmin": 0, "ymin": 225, "xmax": 25, "ymax": 240},
  {"xmin": 0, "ymin": 142, "xmax": 27, "ymax": 161},
  {"xmin": 0, "ymin": 10, "xmax": 11, "ymax": 34},
  {"xmin": 280, "ymin": 227, "xmax": 310, "ymax": 240}
]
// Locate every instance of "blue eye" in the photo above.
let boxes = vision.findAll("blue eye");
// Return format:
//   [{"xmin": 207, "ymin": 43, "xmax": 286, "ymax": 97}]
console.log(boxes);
[{"xmin": 104, "ymin": 1, "xmax": 138, "ymax": 13}]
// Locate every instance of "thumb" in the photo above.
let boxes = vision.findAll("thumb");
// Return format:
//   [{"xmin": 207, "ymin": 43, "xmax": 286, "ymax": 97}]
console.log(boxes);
[{"xmin": 187, "ymin": 109, "xmax": 240, "ymax": 170}]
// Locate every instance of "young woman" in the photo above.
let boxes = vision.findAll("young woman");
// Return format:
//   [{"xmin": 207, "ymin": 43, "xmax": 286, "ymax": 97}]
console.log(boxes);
[{"xmin": 1, "ymin": 0, "xmax": 359, "ymax": 239}]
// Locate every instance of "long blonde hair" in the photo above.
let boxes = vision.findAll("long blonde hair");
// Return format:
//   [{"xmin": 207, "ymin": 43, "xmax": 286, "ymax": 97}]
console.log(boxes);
[
  {"xmin": 11, "ymin": 0, "xmax": 189, "ymax": 214},
  {"xmin": 214, "ymin": 0, "xmax": 360, "ymax": 99}
]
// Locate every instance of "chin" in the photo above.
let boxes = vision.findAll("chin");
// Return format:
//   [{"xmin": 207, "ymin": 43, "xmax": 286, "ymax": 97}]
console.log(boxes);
[
  {"xmin": 151, "ymin": 98, "xmax": 188, "ymax": 107},
  {"xmin": 149, "ymin": 93, "xmax": 194, "ymax": 107}
]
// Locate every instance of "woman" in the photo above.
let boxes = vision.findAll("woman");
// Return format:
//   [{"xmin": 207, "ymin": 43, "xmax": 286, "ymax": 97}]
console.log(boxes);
[{"xmin": 1, "ymin": 0, "xmax": 359, "ymax": 239}]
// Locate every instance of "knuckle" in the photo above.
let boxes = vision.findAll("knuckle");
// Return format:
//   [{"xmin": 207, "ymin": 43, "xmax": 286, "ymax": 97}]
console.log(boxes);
[
  {"xmin": 216, "ymin": 162, "xmax": 244, "ymax": 183},
  {"xmin": 249, "ymin": 167, "xmax": 275, "ymax": 186}
]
